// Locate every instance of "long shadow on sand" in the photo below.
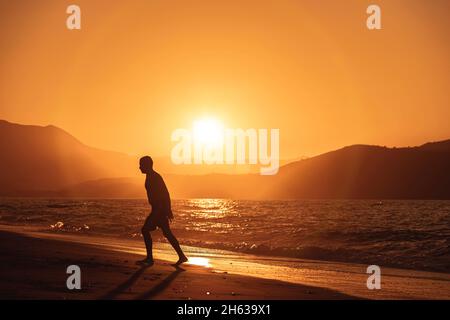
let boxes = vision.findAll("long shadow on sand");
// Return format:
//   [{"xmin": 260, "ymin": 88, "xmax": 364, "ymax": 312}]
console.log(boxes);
[
  {"xmin": 99, "ymin": 265, "xmax": 185, "ymax": 300},
  {"xmin": 134, "ymin": 266, "xmax": 186, "ymax": 300},
  {"xmin": 99, "ymin": 265, "xmax": 150, "ymax": 299}
]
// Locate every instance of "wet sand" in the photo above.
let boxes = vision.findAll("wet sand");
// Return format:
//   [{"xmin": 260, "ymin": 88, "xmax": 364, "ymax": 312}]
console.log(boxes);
[
  {"xmin": 0, "ymin": 227, "xmax": 353, "ymax": 299},
  {"xmin": 0, "ymin": 225, "xmax": 449, "ymax": 300}
]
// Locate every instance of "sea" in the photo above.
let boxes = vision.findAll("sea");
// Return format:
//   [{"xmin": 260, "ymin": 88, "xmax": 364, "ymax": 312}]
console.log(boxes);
[{"xmin": 0, "ymin": 198, "xmax": 449, "ymax": 273}]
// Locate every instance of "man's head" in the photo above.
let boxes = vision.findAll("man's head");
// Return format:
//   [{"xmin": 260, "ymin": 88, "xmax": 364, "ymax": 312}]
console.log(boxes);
[{"xmin": 139, "ymin": 156, "xmax": 153, "ymax": 174}]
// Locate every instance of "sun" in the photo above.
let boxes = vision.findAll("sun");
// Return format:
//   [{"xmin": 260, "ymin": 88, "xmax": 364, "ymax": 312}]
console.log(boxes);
[{"xmin": 192, "ymin": 117, "xmax": 224, "ymax": 148}]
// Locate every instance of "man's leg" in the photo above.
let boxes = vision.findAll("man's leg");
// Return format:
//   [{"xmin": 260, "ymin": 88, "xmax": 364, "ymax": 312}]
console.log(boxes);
[
  {"xmin": 161, "ymin": 224, "xmax": 188, "ymax": 264},
  {"xmin": 142, "ymin": 226, "xmax": 154, "ymax": 261},
  {"xmin": 137, "ymin": 216, "xmax": 155, "ymax": 265}
]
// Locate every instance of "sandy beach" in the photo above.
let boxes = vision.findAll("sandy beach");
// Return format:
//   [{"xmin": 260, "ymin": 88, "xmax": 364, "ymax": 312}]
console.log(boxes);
[{"xmin": 0, "ymin": 225, "xmax": 449, "ymax": 300}]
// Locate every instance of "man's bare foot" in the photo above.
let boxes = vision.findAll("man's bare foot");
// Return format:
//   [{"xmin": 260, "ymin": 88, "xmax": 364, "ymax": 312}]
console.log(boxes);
[
  {"xmin": 136, "ymin": 258, "xmax": 154, "ymax": 266},
  {"xmin": 173, "ymin": 255, "xmax": 188, "ymax": 266}
]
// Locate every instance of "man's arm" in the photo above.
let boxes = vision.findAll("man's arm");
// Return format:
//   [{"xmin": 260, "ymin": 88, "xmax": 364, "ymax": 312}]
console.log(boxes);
[
  {"xmin": 146, "ymin": 194, "xmax": 152, "ymax": 208},
  {"xmin": 168, "ymin": 210, "xmax": 174, "ymax": 222}
]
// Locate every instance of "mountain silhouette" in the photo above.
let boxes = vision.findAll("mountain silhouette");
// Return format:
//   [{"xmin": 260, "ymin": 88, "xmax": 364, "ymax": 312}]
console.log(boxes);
[
  {"xmin": 268, "ymin": 142, "xmax": 450, "ymax": 199},
  {"xmin": 58, "ymin": 142, "xmax": 450, "ymax": 199},
  {"xmin": 1, "ymin": 119, "xmax": 449, "ymax": 199},
  {"xmin": 0, "ymin": 120, "xmax": 136, "ymax": 195}
]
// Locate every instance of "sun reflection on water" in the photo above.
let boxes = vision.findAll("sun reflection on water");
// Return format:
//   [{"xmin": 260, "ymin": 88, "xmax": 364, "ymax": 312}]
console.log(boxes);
[
  {"xmin": 187, "ymin": 257, "xmax": 211, "ymax": 267},
  {"xmin": 186, "ymin": 199, "xmax": 238, "ymax": 219}
]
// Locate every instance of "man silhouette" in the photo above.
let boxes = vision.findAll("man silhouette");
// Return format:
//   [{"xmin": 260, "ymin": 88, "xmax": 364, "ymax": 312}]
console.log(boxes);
[{"xmin": 137, "ymin": 156, "xmax": 188, "ymax": 266}]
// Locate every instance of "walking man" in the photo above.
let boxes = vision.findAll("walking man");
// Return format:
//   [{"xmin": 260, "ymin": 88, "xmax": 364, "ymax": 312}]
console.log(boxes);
[{"xmin": 137, "ymin": 156, "xmax": 188, "ymax": 266}]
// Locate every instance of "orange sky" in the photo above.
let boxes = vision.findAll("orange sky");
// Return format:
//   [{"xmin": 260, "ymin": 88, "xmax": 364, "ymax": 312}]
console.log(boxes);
[{"xmin": 0, "ymin": 0, "xmax": 449, "ymax": 159}]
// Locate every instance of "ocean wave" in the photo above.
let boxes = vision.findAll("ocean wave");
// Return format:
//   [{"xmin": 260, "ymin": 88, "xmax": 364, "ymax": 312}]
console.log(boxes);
[
  {"xmin": 178, "ymin": 239, "xmax": 450, "ymax": 273},
  {"xmin": 1, "ymin": 198, "xmax": 449, "ymax": 273}
]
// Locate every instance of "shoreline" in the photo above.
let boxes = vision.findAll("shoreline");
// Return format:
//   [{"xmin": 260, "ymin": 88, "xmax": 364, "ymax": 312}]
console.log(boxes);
[
  {"xmin": 0, "ymin": 224, "xmax": 449, "ymax": 300},
  {"xmin": 0, "ymin": 227, "xmax": 353, "ymax": 300}
]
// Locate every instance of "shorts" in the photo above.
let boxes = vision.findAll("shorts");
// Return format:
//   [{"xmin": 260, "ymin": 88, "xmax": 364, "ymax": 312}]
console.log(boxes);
[{"xmin": 143, "ymin": 209, "xmax": 170, "ymax": 231}]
